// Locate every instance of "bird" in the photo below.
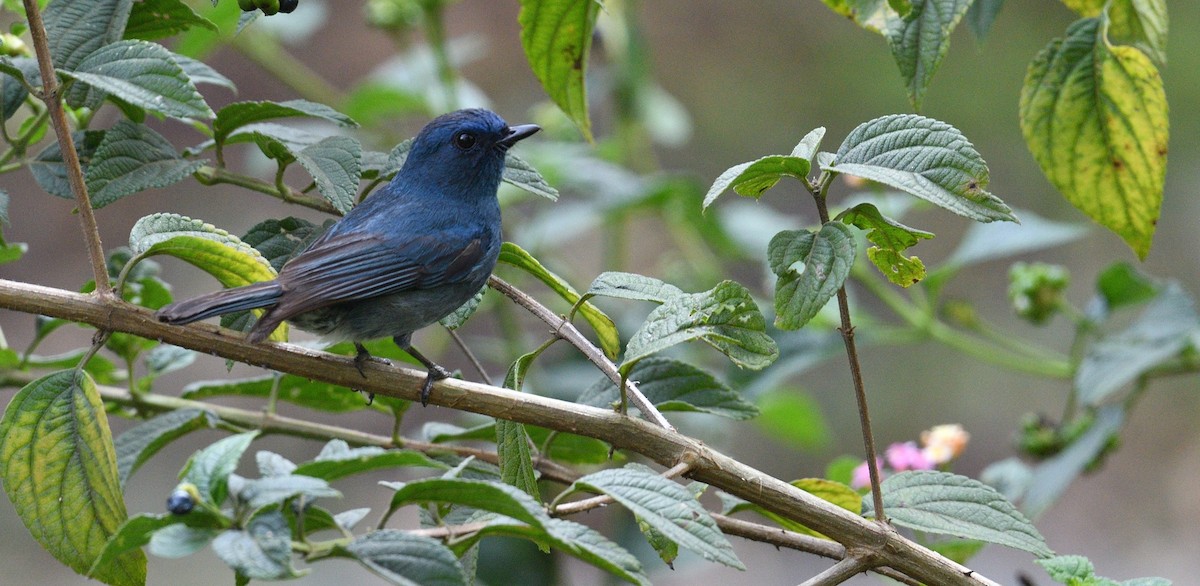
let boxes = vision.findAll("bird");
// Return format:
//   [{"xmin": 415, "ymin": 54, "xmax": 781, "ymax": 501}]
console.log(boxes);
[{"xmin": 157, "ymin": 108, "xmax": 540, "ymax": 405}]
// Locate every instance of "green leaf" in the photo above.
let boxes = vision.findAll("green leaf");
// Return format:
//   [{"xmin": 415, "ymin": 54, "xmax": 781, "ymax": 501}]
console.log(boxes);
[
  {"xmin": 584, "ymin": 271, "xmax": 683, "ymax": 304},
  {"xmin": 212, "ymin": 99, "xmax": 357, "ymax": 146},
  {"xmin": 1107, "ymin": 0, "xmax": 1167, "ymax": 66},
  {"xmin": 237, "ymin": 475, "xmax": 341, "ymax": 509},
  {"xmin": 503, "ymin": 152, "xmax": 560, "ymax": 201},
  {"xmin": 885, "ymin": 0, "xmax": 972, "ymax": 110},
  {"xmin": 292, "ymin": 440, "xmax": 444, "ymax": 481},
  {"xmin": 758, "ymin": 478, "xmax": 863, "ymax": 538},
  {"xmin": 439, "ymin": 287, "xmax": 485, "ymax": 330},
  {"xmin": 944, "ymin": 208, "xmax": 1088, "ymax": 269},
  {"xmin": 498, "ymin": 241, "xmax": 620, "ymax": 359},
  {"xmin": 342, "ymin": 530, "xmax": 466, "ymax": 586},
  {"xmin": 61, "ymin": 40, "xmax": 214, "ymax": 119},
  {"xmin": 1094, "ymin": 262, "xmax": 1158, "ymax": 313},
  {"xmin": 1019, "ymin": 17, "xmax": 1168, "ymax": 258},
  {"xmin": 838, "ymin": 202, "xmax": 932, "ymax": 287},
  {"xmin": 0, "ymin": 370, "xmax": 145, "ymax": 586},
  {"xmin": 148, "ymin": 523, "xmax": 221, "ymax": 559},
  {"xmin": 44, "ymin": 0, "xmax": 133, "ymax": 71},
  {"xmin": 1076, "ymin": 284, "xmax": 1197, "ymax": 406},
  {"xmin": 124, "ymin": 0, "xmax": 218, "ymax": 41},
  {"xmin": 171, "ymin": 54, "xmax": 236, "ymax": 92},
  {"xmin": 865, "ymin": 470, "xmax": 1053, "ymax": 557},
  {"xmin": 702, "ymin": 128, "xmax": 824, "ymax": 209},
  {"xmin": 496, "ymin": 419, "xmax": 540, "ymax": 500},
  {"xmin": 571, "ymin": 467, "xmax": 744, "ymax": 570},
  {"xmin": 295, "ymin": 135, "xmax": 361, "ymax": 215},
  {"xmin": 754, "ymin": 389, "xmax": 831, "ymax": 450},
  {"xmin": 182, "ymin": 431, "xmax": 258, "ymax": 504},
  {"xmin": 819, "ymin": 0, "xmax": 897, "ymax": 34},
  {"xmin": 1, "ymin": 57, "xmax": 38, "ymax": 121},
  {"xmin": 31, "ymin": 130, "xmax": 107, "ymax": 198},
  {"xmin": 518, "ymin": 0, "xmax": 601, "ymax": 141},
  {"xmin": 1061, "ymin": 0, "xmax": 1103, "ymax": 16},
  {"xmin": 579, "ymin": 356, "xmax": 758, "ymax": 420},
  {"xmin": 624, "ymin": 280, "xmax": 778, "ymax": 371},
  {"xmin": 966, "ymin": 0, "xmax": 1005, "ymax": 41},
  {"xmin": 769, "ymin": 223, "xmax": 856, "ymax": 330},
  {"xmin": 182, "ymin": 374, "xmax": 368, "ymax": 412},
  {"xmin": 115, "ymin": 408, "xmax": 216, "ymax": 487},
  {"xmin": 241, "ymin": 216, "xmax": 326, "ymax": 271},
  {"xmin": 84, "ymin": 121, "xmax": 206, "ymax": 208},
  {"xmin": 89, "ymin": 514, "xmax": 180, "ymax": 578},
  {"xmin": 211, "ymin": 511, "xmax": 303, "ymax": 580},
  {"xmin": 540, "ymin": 518, "xmax": 648, "ymax": 585},
  {"xmin": 385, "ymin": 477, "xmax": 549, "ymax": 529},
  {"xmin": 1038, "ymin": 555, "xmax": 1096, "ymax": 583},
  {"xmin": 1022, "ymin": 405, "xmax": 1124, "ymax": 518},
  {"xmin": 829, "ymin": 114, "xmax": 1015, "ymax": 223}
]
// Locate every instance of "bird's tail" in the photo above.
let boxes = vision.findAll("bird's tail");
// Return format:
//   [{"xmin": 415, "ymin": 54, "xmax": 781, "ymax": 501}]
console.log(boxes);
[{"xmin": 156, "ymin": 281, "xmax": 283, "ymax": 325}]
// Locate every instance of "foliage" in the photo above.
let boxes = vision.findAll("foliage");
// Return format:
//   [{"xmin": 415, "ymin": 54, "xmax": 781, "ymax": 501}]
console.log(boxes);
[{"xmin": 0, "ymin": 0, "xmax": 1183, "ymax": 585}]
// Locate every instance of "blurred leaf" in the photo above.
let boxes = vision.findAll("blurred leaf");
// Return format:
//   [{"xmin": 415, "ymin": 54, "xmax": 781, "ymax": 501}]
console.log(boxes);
[
  {"xmin": 980, "ymin": 457, "xmax": 1034, "ymax": 503},
  {"xmin": 498, "ymin": 241, "xmax": 620, "ymax": 359},
  {"xmin": 1061, "ymin": 0, "xmax": 1103, "ymax": 16},
  {"xmin": 124, "ymin": 0, "xmax": 217, "ymax": 41},
  {"xmin": 342, "ymin": 82, "xmax": 426, "ymax": 127},
  {"xmin": 571, "ymin": 467, "xmax": 744, "ymax": 569},
  {"xmin": 212, "ymin": 99, "xmax": 357, "ymax": 146},
  {"xmin": 1094, "ymin": 262, "xmax": 1159, "ymax": 314},
  {"xmin": 148, "ymin": 523, "xmax": 220, "ymax": 559},
  {"xmin": 181, "ymin": 431, "xmax": 258, "ymax": 505},
  {"xmin": 966, "ymin": 0, "xmax": 1005, "ymax": 41},
  {"xmin": 237, "ymin": 475, "xmax": 340, "ymax": 509},
  {"xmin": 334, "ymin": 508, "xmax": 371, "ymax": 531},
  {"xmin": 703, "ymin": 128, "xmax": 823, "ymax": 209},
  {"xmin": 838, "ymin": 203, "xmax": 932, "ymax": 287},
  {"xmin": 623, "ymin": 280, "xmax": 778, "ymax": 372},
  {"xmin": 886, "ymin": 0, "xmax": 972, "ymax": 111},
  {"xmin": 754, "ymin": 390, "xmax": 830, "ymax": 450},
  {"xmin": 504, "ymin": 152, "xmax": 560, "ymax": 201},
  {"xmin": 769, "ymin": 224, "xmax": 856, "ymax": 329},
  {"xmin": 85, "ymin": 121, "xmax": 206, "ymax": 208},
  {"xmin": 825, "ymin": 455, "xmax": 861, "ymax": 486},
  {"xmin": 0, "ymin": 370, "xmax": 145, "ymax": 586},
  {"xmin": 385, "ymin": 477, "xmax": 547, "ymax": 529},
  {"xmin": 864, "ymin": 470, "xmax": 1053, "ymax": 557},
  {"xmin": 295, "ymin": 135, "xmax": 361, "ymax": 215},
  {"xmin": 341, "ymin": 530, "xmax": 466, "ymax": 586},
  {"xmin": 182, "ymin": 374, "xmax": 367, "ymax": 413},
  {"xmin": 584, "ymin": 271, "xmax": 683, "ymax": 304},
  {"xmin": 819, "ymin": 0, "xmax": 896, "ymax": 33},
  {"xmin": 89, "ymin": 514, "xmax": 180, "ymax": 578},
  {"xmin": 929, "ymin": 539, "xmax": 986, "ymax": 564},
  {"xmin": 518, "ymin": 0, "xmax": 601, "ymax": 140},
  {"xmin": 579, "ymin": 357, "xmax": 758, "ymax": 420},
  {"xmin": 31, "ymin": 130, "xmax": 107, "ymax": 198},
  {"xmin": 944, "ymin": 208, "xmax": 1088, "ymax": 269},
  {"xmin": 1020, "ymin": 17, "xmax": 1167, "ymax": 259},
  {"xmin": 293, "ymin": 441, "xmax": 444, "ymax": 481},
  {"xmin": 44, "ymin": 0, "xmax": 132, "ymax": 71},
  {"xmin": 256, "ymin": 451, "xmax": 297, "ymax": 478},
  {"xmin": 1107, "ymin": 0, "xmax": 1167, "ymax": 67},
  {"xmin": 211, "ymin": 511, "xmax": 303, "ymax": 580},
  {"xmin": 1021, "ymin": 405, "xmax": 1124, "ymax": 519},
  {"xmin": 115, "ymin": 408, "xmax": 216, "ymax": 487},
  {"xmin": 62, "ymin": 40, "xmax": 214, "ymax": 119},
  {"xmin": 1076, "ymin": 284, "xmax": 1197, "ymax": 406}
]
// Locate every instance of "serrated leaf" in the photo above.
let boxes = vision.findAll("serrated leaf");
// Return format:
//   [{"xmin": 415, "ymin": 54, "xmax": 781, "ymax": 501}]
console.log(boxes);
[
  {"xmin": 182, "ymin": 431, "xmax": 258, "ymax": 504},
  {"xmin": 84, "ymin": 120, "xmax": 206, "ymax": 207},
  {"xmin": 624, "ymin": 280, "xmax": 778, "ymax": 371},
  {"xmin": 31, "ymin": 130, "xmax": 107, "ymax": 198},
  {"xmin": 237, "ymin": 475, "xmax": 341, "ymax": 509},
  {"xmin": 1, "ymin": 57, "xmax": 39, "ymax": 121},
  {"xmin": 829, "ymin": 114, "xmax": 1014, "ymax": 222},
  {"xmin": 584, "ymin": 271, "xmax": 683, "ymax": 304},
  {"xmin": 498, "ymin": 241, "xmax": 620, "ymax": 360},
  {"xmin": 211, "ymin": 511, "xmax": 303, "ymax": 580},
  {"xmin": 966, "ymin": 0, "xmax": 1005, "ymax": 41},
  {"xmin": 541, "ymin": 518, "xmax": 648, "ymax": 585},
  {"xmin": 886, "ymin": 0, "xmax": 972, "ymax": 110},
  {"xmin": 182, "ymin": 374, "xmax": 365, "ymax": 413},
  {"xmin": 0, "ymin": 370, "xmax": 145, "ymax": 586},
  {"xmin": 212, "ymin": 99, "xmax": 357, "ymax": 146},
  {"xmin": 1038, "ymin": 555, "xmax": 1096, "ymax": 583},
  {"xmin": 45, "ymin": 0, "xmax": 133, "ymax": 71},
  {"xmin": 342, "ymin": 530, "xmax": 467, "ymax": 586},
  {"xmin": 116, "ymin": 408, "xmax": 216, "ymax": 487},
  {"xmin": 61, "ymin": 40, "xmax": 213, "ymax": 119},
  {"xmin": 124, "ymin": 0, "xmax": 218, "ymax": 41},
  {"xmin": 292, "ymin": 441, "xmax": 444, "ymax": 481},
  {"xmin": 386, "ymin": 477, "xmax": 549, "ymax": 529},
  {"xmin": 579, "ymin": 356, "xmax": 758, "ymax": 420},
  {"xmin": 571, "ymin": 467, "xmax": 744, "ymax": 569},
  {"xmin": 295, "ymin": 135, "xmax": 361, "ymax": 215},
  {"xmin": 1076, "ymin": 284, "xmax": 1197, "ymax": 406},
  {"xmin": 769, "ymin": 223, "xmax": 856, "ymax": 329},
  {"xmin": 1019, "ymin": 17, "xmax": 1167, "ymax": 258},
  {"xmin": 865, "ymin": 470, "xmax": 1053, "ymax": 557},
  {"xmin": 496, "ymin": 418, "xmax": 539, "ymax": 500},
  {"xmin": 439, "ymin": 287, "xmax": 485, "ymax": 330},
  {"xmin": 703, "ymin": 155, "xmax": 811, "ymax": 209},
  {"xmin": 1107, "ymin": 0, "xmax": 1167, "ymax": 66},
  {"xmin": 840, "ymin": 202, "xmax": 932, "ymax": 286},
  {"xmin": 503, "ymin": 152, "xmax": 559, "ymax": 200},
  {"xmin": 519, "ymin": 0, "xmax": 601, "ymax": 141}
]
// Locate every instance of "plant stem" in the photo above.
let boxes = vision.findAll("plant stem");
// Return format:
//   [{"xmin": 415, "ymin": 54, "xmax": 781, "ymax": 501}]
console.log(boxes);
[
  {"xmin": 800, "ymin": 555, "xmax": 875, "ymax": 586},
  {"xmin": 422, "ymin": 1, "xmax": 458, "ymax": 111},
  {"xmin": 21, "ymin": 0, "xmax": 111, "ymax": 296},
  {"xmin": 193, "ymin": 166, "xmax": 339, "ymax": 214}
]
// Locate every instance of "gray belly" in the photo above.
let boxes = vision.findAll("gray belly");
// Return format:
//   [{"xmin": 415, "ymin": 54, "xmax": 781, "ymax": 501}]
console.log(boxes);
[{"xmin": 288, "ymin": 280, "xmax": 485, "ymax": 345}]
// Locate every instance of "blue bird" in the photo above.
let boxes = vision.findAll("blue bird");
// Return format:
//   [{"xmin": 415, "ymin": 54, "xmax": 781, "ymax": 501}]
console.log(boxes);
[{"xmin": 157, "ymin": 109, "xmax": 540, "ymax": 405}]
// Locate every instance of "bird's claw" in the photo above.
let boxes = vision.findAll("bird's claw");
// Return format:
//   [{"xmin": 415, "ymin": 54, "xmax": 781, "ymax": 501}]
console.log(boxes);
[{"xmin": 418, "ymin": 365, "xmax": 453, "ymax": 407}]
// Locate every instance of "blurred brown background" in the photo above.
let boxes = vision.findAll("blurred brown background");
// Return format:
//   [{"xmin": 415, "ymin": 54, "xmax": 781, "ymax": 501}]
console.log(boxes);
[{"xmin": 1, "ymin": 0, "xmax": 1198, "ymax": 584}]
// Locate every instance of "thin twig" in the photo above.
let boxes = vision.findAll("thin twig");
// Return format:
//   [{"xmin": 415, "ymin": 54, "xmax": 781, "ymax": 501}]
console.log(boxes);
[
  {"xmin": 447, "ymin": 327, "xmax": 491, "ymax": 383},
  {"xmin": 487, "ymin": 275, "xmax": 674, "ymax": 431},
  {"xmin": 193, "ymin": 166, "xmax": 339, "ymax": 214},
  {"xmin": 799, "ymin": 555, "xmax": 875, "ymax": 586},
  {"xmin": 22, "ymin": 0, "xmax": 111, "ymax": 296}
]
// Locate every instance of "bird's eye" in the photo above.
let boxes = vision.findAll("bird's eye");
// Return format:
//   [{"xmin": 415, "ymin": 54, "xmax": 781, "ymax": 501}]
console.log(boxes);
[{"xmin": 453, "ymin": 132, "xmax": 477, "ymax": 150}]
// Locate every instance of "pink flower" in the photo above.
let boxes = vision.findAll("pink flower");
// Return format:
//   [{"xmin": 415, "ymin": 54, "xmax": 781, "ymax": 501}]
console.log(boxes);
[
  {"xmin": 886, "ymin": 441, "xmax": 933, "ymax": 471},
  {"xmin": 921, "ymin": 424, "xmax": 970, "ymax": 465},
  {"xmin": 851, "ymin": 458, "xmax": 883, "ymax": 489}
]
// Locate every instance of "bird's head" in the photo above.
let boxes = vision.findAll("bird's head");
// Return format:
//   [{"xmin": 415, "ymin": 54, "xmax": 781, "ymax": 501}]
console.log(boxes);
[{"xmin": 402, "ymin": 109, "xmax": 540, "ymax": 193}]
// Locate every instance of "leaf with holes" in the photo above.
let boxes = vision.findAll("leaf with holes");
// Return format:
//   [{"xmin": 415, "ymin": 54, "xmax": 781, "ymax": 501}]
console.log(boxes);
[
  {"xmin": 703, "ymin": 127, "xmax": 825, "ymax": 209},
  {"xmin": 838, "ymin": 202, "xmax": 932, "ymax": 287},
  {"xmin": 769, "ymin": 223, "xmax": 856, "ymax": 329}
]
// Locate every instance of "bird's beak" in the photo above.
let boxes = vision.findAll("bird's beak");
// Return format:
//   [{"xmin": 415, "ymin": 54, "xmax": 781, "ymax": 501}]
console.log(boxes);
[{"xmin": 499, "ymin": 124, "xmax": 541, "ymax": 148}]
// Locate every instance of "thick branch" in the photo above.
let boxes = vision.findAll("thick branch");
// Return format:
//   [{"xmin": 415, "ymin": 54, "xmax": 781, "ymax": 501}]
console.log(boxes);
[{"xmin": 0, "ymin": 278, "xmax": 998, "ymax": 585}]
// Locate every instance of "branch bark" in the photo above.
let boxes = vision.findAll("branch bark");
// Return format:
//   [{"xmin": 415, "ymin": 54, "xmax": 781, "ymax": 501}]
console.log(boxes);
[{"xmin": 0, "ymin": 278, "xmax": 1000, "ymax": 585}]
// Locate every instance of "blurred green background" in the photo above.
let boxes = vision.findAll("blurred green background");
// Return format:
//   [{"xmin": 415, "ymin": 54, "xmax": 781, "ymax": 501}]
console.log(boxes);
[{"xmin": 1, "ymin": 0, "xmax": 1198, "ymax": 583}]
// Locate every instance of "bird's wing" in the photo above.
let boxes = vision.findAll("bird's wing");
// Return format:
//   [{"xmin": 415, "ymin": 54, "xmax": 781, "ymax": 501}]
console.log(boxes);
[{"xmin": 268, "ymin": 228, "xmax": 486, "ymax": 318}]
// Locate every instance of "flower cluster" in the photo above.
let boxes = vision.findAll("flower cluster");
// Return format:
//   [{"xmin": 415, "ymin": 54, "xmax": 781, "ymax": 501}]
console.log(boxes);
[{"xmin": 851, "ymin": 424, "xmax": 970, "ymax": 489}]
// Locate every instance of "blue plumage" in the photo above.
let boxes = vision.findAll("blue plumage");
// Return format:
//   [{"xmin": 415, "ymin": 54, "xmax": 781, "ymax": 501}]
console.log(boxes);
[{"xmin": 157, "ymin": 109, "xmax": 540, "ymax": 404}]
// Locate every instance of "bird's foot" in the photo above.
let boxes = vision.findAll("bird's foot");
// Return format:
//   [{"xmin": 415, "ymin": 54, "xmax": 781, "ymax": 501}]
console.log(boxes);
[
  {"xmin": 353, "ymin": 343, "xmax": 391, "ymax": 378},
  {"xmin": 419, "ymin": 364, "xmax": 453, "ymax": 407}
]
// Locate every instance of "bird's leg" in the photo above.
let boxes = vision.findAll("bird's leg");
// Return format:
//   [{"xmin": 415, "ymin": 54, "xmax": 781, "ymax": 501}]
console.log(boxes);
[
  {"xmin": 353, "ymin": 342, "xmax": 372, "ymax": 378},
  {"xmin": 395, "ymin": 337, "xmax": 453, "ymax": 406}
]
